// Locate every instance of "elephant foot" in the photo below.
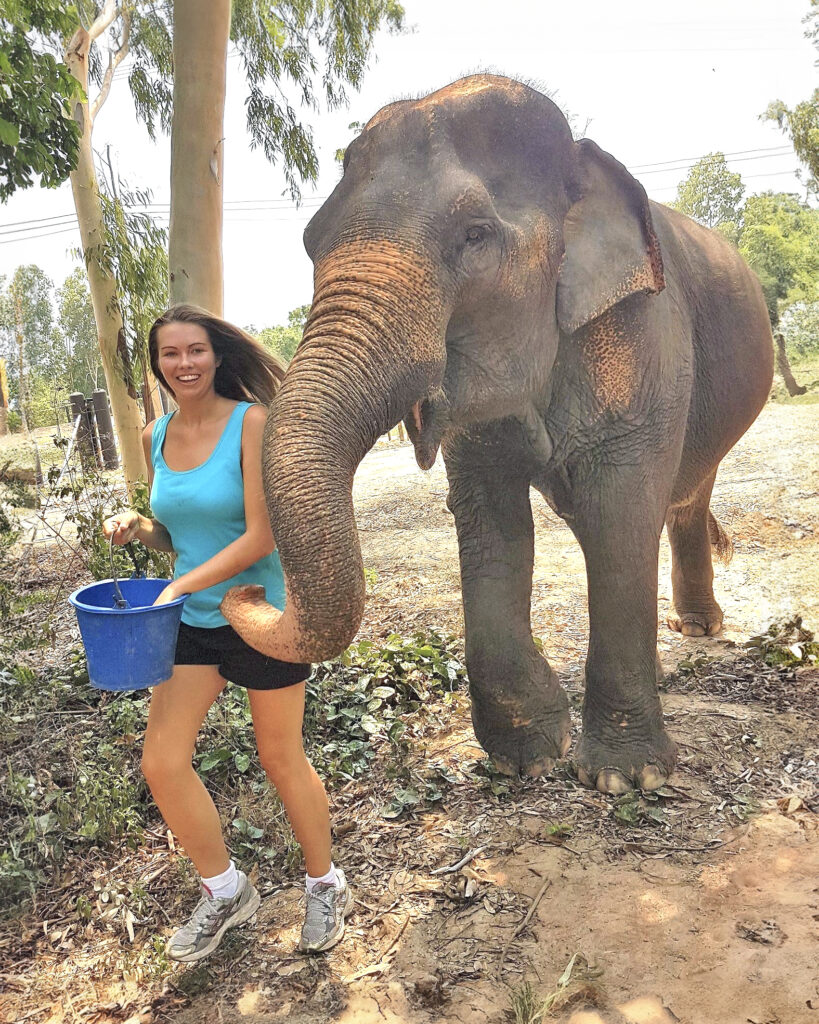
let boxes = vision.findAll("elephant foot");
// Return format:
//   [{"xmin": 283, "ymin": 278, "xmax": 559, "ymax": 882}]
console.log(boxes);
[
  {"xmin": 470, "ymin": 675, "xmax": 572, "ymax": 778},
  {"xmin": 574, "ymin": 718, "xmax": 678, "ymax": 794},
  {"xmin": 667, "ymin": 601, "xmax": 723, "ymax": 637}
]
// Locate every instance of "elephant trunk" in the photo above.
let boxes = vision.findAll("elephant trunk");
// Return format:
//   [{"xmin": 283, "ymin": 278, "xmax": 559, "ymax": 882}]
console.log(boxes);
[{"xmin": 222, "ymin": 240, "xmax": 447, "ymax": 661}]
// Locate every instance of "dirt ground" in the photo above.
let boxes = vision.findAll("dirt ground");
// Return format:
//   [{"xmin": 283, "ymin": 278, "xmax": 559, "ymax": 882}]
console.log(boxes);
[{"xmin": 4, "ymin": 401, "xmax": 818, "ymax": 1024}]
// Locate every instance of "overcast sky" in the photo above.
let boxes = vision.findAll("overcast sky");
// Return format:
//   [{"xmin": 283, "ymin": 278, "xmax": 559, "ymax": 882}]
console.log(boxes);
[{"xmin": 1, "ymin": 0, "xmax": 816, "ymax": 327}]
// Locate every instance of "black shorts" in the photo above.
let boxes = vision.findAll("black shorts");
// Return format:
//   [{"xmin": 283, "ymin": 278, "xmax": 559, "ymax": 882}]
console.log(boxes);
[{"xmin": 174, "ymin": 622, "xmax": 311, "ymax": 690}]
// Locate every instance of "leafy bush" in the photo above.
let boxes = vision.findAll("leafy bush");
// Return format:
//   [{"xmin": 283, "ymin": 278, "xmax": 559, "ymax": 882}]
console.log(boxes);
[
  {"xmin": 0, "ymin": 628, "xmax": 467, "ymax": 910},
  {"xmin": 305, "ymin": 631, "xmax": 466, "ymax": 784}
]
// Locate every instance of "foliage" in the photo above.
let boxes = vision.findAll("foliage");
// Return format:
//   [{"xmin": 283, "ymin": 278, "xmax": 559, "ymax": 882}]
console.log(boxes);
[
  {"xmin": 0, "ymin": 499, "xmax": 20, "ymax": 619},
  {"xmin": 0, "ymin": 1, "xmax": 82, "ymax": 201},
  {"xmin": 252, "ymin": 304, "xmax": 309, "ymax": 364},
  {"xmin": 306, "ymin": 631, "xmax": 466, "ymax": 788},
  {"xmin": 0, "ymin": 626, "xmax": 465, "ymax": 910},
  {"xmin": 0, "ymin": 654, "xmax": 148, "ymax": 902},
  {"xmin": 738, "ymin": 192, "xmax": 819, "ymax": 325},
  {"xmin": 96, "ymin": 183, "xmax": 169, "ymax": 394},
  {"xmin": 744, "ymin": 617, "xmax": 819, "ymax": 668},
  {"xmin": 670, "ymin": 152, "xmax": 745, "ymax": 230},
  {"xmin": 125, "ymin": 0, "xmax": 404, "ymax": 197},
  {"xmin": 54, "ymin": 268, "xmax": 103, "ymax": 397},
  {"xmin": 670, "ymin": 172, "xmax": 819, "ymax": 329},
  {"xmin": 0, "ymin": 265, "xmax": 56, "ymax": 427},
  {"xmin": 763, "ymin": 1, "xmax": 819, "ymax": 195},
  {"xmin": 781, "ymin": 300, "xmax": 819, "ymax": 357}
]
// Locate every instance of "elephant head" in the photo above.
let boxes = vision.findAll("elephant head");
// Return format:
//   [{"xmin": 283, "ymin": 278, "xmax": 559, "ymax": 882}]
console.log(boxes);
[{"xmin": 221, "ymin": 74, "xmax": 664, "ymax": 661}]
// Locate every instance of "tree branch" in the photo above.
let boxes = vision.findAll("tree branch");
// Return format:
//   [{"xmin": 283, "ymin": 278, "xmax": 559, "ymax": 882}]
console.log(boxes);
[
  {"xmin": 91, "ymin": 6, "xmax": 131, "ymax": 121},
  {"xmin": 88, "ymin": 0, "xmax": 120, "ymax": 42}
]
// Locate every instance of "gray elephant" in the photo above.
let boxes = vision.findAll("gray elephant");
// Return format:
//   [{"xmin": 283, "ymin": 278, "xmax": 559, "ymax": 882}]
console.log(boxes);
[{"xmin": 222, "ymin": 75, "xmax": 773, "ymax": 794}]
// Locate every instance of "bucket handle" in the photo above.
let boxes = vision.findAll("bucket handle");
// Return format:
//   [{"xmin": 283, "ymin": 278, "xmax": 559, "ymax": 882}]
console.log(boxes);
[{"xmin": 108, "ymin": 532, "xmax": 128, "ymax": 608}]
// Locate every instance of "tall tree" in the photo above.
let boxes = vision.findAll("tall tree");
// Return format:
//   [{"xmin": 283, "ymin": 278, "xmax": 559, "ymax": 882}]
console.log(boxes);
[
  {"xmin": 0, "ymin": 265, "xmax": 54, "ymax": 431},
  {"xmin": 764, "ymin": 1, "xmax": 819, "ymax": 196},
  {"xmin": 128, "ymin": 0, "xmax": 404, "ymax": 308},
  {"xmin": 0, "ymin": 1, "xmax": 81, "ymax": 201},
  {"xmin": 64, "ymin": 2, "xmax": 148, "ymax": 493},
  {"xmin": 671, "ymin": 152, "xmax": 745, "ymax": 230},
  {"xmin": 169, "ymin": 0, "xmax": 231, "ymax": 313},
  {"xmin": 54, "ymin": 267, "xmax": 104, "ymax": 396}
]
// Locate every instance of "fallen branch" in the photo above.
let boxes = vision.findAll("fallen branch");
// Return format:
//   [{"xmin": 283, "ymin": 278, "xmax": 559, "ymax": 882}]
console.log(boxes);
[
  {"xmin": 497, "ymin": 877, "xmax": 552, "ymax": 979},
  {"xmin": 431, "ymin": 845, "xmax": 487, "ymax": 875}
]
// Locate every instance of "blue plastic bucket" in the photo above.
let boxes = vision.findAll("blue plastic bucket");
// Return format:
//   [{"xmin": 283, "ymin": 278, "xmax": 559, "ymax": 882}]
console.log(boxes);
[{"xmin": 69, "ymin": 578, "xmax": 188, "ymax": 692}]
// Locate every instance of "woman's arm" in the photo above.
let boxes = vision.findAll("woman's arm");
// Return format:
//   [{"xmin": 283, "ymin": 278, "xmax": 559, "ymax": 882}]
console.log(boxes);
[
  {"xmin": 155, "ymin": 405, "xmax": 275, "ymax": 603},
  {"xmin": 102, "ymin": 422, "xmax": 175, "ymax": 552}
]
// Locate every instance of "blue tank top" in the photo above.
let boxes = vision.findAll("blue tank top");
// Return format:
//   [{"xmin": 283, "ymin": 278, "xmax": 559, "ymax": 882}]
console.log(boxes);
[{"xmin": 149, "ymin": 401, "xmax": 286, "ymax": 628}]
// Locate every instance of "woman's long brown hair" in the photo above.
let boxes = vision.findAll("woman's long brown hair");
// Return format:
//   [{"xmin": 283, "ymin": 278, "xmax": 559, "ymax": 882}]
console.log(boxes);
[{"xmin": 148, "ymin": 304, "xmax": 286, "ymax": 405}]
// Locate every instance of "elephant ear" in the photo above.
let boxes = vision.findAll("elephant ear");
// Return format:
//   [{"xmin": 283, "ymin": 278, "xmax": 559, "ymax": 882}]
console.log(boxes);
[{"xmin": 556, "ymin": 138, "xmax": 665, "ymax": 335}]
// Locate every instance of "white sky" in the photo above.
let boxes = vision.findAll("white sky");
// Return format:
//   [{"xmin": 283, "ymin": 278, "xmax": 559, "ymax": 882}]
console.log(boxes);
[{"xmin": 1, "ymin": 0, "xmax": 816, "ymax": 327}]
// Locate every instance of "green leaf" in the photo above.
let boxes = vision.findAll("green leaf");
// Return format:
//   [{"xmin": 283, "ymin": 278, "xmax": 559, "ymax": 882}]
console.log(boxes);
[
  {"xmin": 234, "ymin": 752, "xmax": 251, "ymax": 773},
  {"xmin": 0, "ymin": 116, "xmax": 20, "ymax": 146},
  {"xmin": 200, "ymin": 748, "xmax": 232, "ymax": 771},
  {"xmin": 360, "ymin": 713, "xmax": 381, "ymax": 735}
]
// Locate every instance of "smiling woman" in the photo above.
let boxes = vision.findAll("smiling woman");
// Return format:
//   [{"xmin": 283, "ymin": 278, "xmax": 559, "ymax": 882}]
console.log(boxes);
[{"xmin": 100, "ymin": 303, "xmax": 354, "ymax": 962}]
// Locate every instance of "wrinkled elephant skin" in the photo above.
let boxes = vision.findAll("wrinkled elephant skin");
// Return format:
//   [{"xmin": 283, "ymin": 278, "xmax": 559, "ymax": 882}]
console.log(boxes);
[{"xmin": 222, "ymin": 75, "xmax": 774, "ymax": 794}]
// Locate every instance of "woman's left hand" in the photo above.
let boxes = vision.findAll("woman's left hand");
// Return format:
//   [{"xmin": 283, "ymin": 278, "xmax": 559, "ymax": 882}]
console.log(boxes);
[{"xmin": 153, "ymin": 581, "xmax": 185, "ymax": 606}]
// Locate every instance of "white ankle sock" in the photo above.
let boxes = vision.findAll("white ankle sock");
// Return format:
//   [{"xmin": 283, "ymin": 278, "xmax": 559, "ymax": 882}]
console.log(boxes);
[
  {"xmin": 202, "ymin": 860, "xmax": 240, "ymax": 900},
  {"xmin": 306, "ymin": 863, "xmax": 337, "ymax": 892}
]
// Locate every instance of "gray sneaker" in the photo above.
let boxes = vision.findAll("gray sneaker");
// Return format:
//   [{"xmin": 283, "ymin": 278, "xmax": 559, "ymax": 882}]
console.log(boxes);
[
  {"xmin": 298, "ymin": 867, "xmax": 353, "ymax": 952},
  {"xmin": 167, "ymin": 871, "xmax": 260, "ymax": 963}
]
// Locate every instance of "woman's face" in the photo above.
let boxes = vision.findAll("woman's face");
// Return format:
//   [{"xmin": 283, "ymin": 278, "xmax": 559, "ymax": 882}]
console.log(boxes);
[{"xmin": 156, "ymin": 322, "xmax": 220, "ymax": 399}]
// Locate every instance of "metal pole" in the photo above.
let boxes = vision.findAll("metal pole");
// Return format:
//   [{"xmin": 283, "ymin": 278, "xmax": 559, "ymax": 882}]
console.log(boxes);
[{"xmin": 92, "ymin": 389, "xmax": 120, "ymax": 470}]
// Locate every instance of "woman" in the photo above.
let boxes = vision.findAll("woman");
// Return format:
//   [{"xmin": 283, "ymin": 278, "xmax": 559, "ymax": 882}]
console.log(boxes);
[{"xmin": 103, "ymin": 304, "xmax": 351, "ymax": 962}]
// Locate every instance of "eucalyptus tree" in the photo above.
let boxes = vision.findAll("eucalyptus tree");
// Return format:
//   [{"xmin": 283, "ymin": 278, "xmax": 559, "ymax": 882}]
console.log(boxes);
[
  {"xmin": 0, "ymin": 265, "xmax": 54, "ymax": 431},
  {"xmin": 130, "ymin": 0, "xmax": 405, "ymax": 311}
]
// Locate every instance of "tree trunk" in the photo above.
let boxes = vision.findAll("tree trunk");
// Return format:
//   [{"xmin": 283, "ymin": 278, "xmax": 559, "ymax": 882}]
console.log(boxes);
[
  {"xmin": 775, "ymin": 333, "xmax": 807, "ymax": 397},
  {"xmin": 0, "ymin": 357, "xmax": 9, "ymax": 435},
  {"xmin": 65, "ymin": 27, "xmax": 148, "ymax": 493},
  {"xmin": 13, "ymin": 290, "xmax": 29, "ymax": 433},
  {"xmin": 169, "ymin": 0, "xmax": 231, "ymax": 314}
]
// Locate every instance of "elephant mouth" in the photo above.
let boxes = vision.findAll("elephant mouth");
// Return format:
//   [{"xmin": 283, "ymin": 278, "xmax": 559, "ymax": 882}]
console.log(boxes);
[{"xmin": 405, "ymin": 389, "xmax": 449, "ymax": 470}]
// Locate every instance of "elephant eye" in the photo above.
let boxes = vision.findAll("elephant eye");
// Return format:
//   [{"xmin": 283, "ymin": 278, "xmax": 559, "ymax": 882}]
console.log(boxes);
[{"xmin": 465, "ymin": 226, "xmax": 484, "ymax": 243}]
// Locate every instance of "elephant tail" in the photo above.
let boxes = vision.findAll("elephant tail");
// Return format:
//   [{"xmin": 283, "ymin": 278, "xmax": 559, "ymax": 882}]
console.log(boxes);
[{"xmin": 708, "ymin": 511, "xmax": 733, "ymax": 564}]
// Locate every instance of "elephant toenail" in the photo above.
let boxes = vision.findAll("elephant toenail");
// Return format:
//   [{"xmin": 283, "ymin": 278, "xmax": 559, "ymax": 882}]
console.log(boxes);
[
  {"xmin": 596, "ymin": 769, "xmax": 632, "ymax": 795},
  {"xmin": 524, "ymin": 756, "xmax": 554, "ymax": 778},
  {"xmin": 490, "ymin": 755, "xmax": 518, "ymax": 778},
  {"xmin": 638, "ymin": 764, "xmax": 666, "ymax": 791},
  {"xmin": 576, "ymin": 765, "xmax": 594, "ymax": 788}
]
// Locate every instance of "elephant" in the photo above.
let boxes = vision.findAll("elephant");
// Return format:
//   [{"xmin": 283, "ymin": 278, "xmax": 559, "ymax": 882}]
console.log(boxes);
[{"xmin": 222, "ymin": 74, "xmax": 774, "ymax": 794}]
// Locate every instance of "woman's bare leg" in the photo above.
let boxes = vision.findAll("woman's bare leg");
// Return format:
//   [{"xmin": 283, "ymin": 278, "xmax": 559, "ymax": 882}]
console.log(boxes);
[
  {"xmin": 141, "ymin": 665, "xmax": 228, "ymax": 876},
  {"xmin": 247, "ymin": 683, "xmax": 332, "ymax": 877}
]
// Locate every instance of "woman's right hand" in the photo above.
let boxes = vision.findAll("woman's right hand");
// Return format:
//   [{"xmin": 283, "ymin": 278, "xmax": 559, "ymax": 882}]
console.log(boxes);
[{"xmin": 102, "ymin": 510, "xmax": 141, "ymax": 545}]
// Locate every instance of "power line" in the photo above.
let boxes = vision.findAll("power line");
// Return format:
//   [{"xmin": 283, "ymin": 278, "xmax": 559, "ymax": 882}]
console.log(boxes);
[
  {"xmin": 637, "ymin": 150, "xmax": 796, "ymax": 177},
  {"xmin": 629, "ymin": 144, "xmax": 791, "ymax": 171}
]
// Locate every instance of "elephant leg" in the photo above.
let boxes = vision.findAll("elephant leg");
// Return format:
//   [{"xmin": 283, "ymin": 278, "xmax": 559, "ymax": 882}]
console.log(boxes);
[
  {"xmin": 666, "ymin": 472, "xmax": 724, "ymax": 637},
  {"xmin": 444, "ymin": 427, "xmax": 571, "ymax": 777},
  {"xmin": 571, "ymin": 479, "xmax": 678, "ymax": 793}
]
